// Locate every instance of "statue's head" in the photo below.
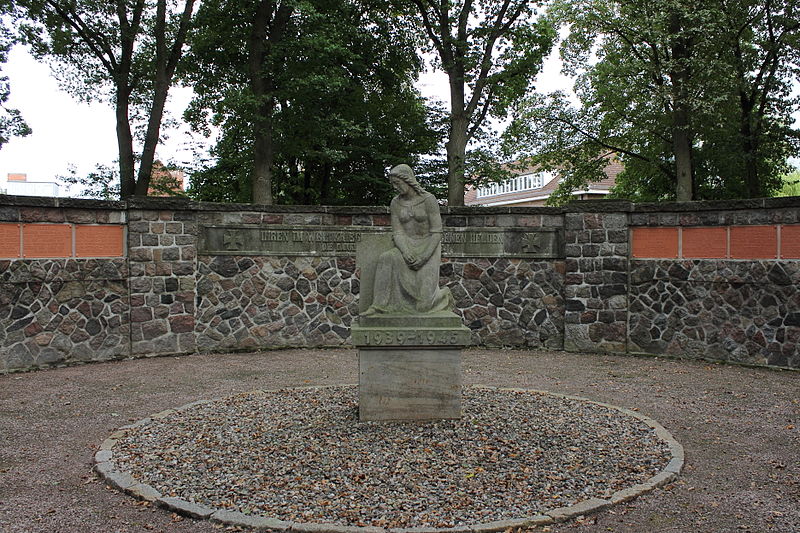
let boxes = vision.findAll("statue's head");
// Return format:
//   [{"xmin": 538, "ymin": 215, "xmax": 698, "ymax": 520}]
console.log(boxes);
[{"xmin": 389, "ymin": 164, "xmax": 425, "ymax": 195}]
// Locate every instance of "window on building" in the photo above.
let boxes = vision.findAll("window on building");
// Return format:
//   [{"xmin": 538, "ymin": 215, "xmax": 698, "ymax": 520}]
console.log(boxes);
[{"xmin": 476, "ymin": 171, "xmax": 554, "ymax": 198}]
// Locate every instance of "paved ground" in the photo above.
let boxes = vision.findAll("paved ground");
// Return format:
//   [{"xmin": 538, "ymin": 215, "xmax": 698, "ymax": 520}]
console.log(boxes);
[{"xmin": 0, "ymin": 348, "xmax": 797, "ymax": 533}]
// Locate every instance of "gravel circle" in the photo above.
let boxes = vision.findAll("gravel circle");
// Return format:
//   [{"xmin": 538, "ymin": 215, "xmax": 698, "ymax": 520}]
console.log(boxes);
[{"xmin": 110, "ymin": 386, "xmax": 672, "ymax": 529}]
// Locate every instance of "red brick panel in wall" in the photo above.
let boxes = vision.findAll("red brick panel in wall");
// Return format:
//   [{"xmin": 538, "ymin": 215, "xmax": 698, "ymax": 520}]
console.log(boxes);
[
  {"xmin": 631, "ymin": 227, "xmax": 679, "ymax": 258},
  {"xmin": 0, "ymin": 223, "xmax": 21, "ymax": 258},
  {"xmin": 22, "ymin": 224, "xmax": 72, "ymax": 258},
  {"xmin": 76, "ymin": 225, "xmax": 124, "ymax": 257},
  {"xmin": 781, "ymin": 225, "xmax": 800, "ymax": 259},
  {"xmin": 730, "ymin": 225, "xmax": 778, "ymax": 259},
  {"xmin": 682, "ymin": 227, "xmax": 727, "ymax": 258}
]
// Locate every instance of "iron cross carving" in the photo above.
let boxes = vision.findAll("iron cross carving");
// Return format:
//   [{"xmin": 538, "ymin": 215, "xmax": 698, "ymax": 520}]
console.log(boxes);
[
  {"xmin": 522, "ymin": 232, "xmax": 543, "ymax": 252},
  {"xmin": 223, "ymin": 229, "xmax": 244, "ymax": 251}
]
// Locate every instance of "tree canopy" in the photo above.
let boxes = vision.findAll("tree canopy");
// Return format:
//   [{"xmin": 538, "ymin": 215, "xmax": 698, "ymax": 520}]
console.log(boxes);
[
  {"xmin": 504, "ymin": 0, "xmax": 800, "ymax": 204},
  {"xmin": 406, "ymin": 0, "xmax": 555, "ymax": 205},
  {"xmin": 0, "ymin": 5, "xmax": 31, "ymax": 150},
  {"xmin": 9, "ymin": 0, "xmax": 800, "ymax": 205},
  {"xmin": 13, "ymin": 0, "xmax": 195, "ymax": 198},
  {"xmin": 183, "ymin": 0, "xmax": 440, "ymax": 206}
]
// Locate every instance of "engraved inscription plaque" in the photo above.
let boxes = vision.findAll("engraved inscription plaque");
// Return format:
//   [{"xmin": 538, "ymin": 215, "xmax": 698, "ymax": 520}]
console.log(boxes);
[
  {"xmin": 351, "ymin": 327, "xmax": 472, "ymax": 347},
  {"xmin": 22, "ymin": 224, "xmax": 72, "ymax": 258},
  {"xmin": 75, "ymin": 225, "xmax": 125, "ymax": 258},
  {"xmin": 201, "ymin": 225, "xmax": 373, "ymax": 256},
  {"xmin": 200, "ymin": 225, "xmax": 563, "ymax": 259},
  {"xmin": 0, "ymin": 223, "xmax": 21, "ymax": 258},
  {"xmin": 442, "ymin": 228, "xmax": 561, "ymax": 258}
]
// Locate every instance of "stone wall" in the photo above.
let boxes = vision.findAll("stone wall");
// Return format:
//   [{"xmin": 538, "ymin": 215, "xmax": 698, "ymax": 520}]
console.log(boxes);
[
  {"xmin": 562, "ymin": 207, "xmax": 629, "ymax": 353},
  {"xmin": 1, "ymin": 194, "xmax": 799, "ymax": 372},
  {"xmin": 628, "ymin": 259, "xmax": 800, "ymax": 367},
  {"xmin": 627, "ymin": 201, "xmax": 800, "ymax": 368},
  {"xmin": 127, "ymin": 206, "xmax": 197, "ymax": 356}
]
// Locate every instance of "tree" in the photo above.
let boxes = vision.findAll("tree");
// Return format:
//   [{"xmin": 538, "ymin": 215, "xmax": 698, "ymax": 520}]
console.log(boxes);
[
  {"xmin": 705, "ymin": 0, "xmax": 800, "ymax": 198},
  {"xmin": 775, "ymin": 168, "xmax": 800, "ymax": 197},
  {"xmin": 14, "ymin": 0, "xmax": 195, "ymax": 198},
  {"xmin": 184, "ymin": 0, "xmax": 440, "ymax": 205},
  {"xmin": 405, "ymin": 0, "xmax": 555, "ymax": 205},
  {"xmin": 0, "ymin": 7, "xmax": 31, "ymax": 149},
  {"xmin": 505, "ymin": 0, "xmax": 800, "ymax": 204},
  {"xmin": 57, "ymin": 162, "xmax": 120, "ymax": 199}
]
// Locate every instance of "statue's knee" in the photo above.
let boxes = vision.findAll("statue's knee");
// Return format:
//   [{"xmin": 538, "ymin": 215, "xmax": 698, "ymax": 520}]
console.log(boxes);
[{"xmin": 379, "ymin": 248, "xmax": 401, "ymax": 262}]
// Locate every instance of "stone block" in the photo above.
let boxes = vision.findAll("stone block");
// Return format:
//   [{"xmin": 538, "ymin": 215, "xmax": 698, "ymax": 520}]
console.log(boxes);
[
  {"xmin": 211, "ymin": 509, "xmax": 291, "ymax": 530},
  {"xmin": 106, "ymin": 211, "xmax": 126, "ymax": 224},
  {"xmin": 471, "ymin": 516, "xmax": 552, "ymax": 532},
  {"xmin": 64, "ymin": 209, "xmax": 96, "ymax": 224},
  {"xmin": 542, "ymin": 214, "xmax": 564, "ymax": 227},
  {"xmin": 289, "ymin": 522, "xmax": 382, "ymax": 533},
  {"xmin": 602, "ymin": 213, "xmax": 628, "ymax": 229},
  {"xmin": 157, "ymin": 497, "xmax": 215, "ymax": 519},
  {"xmin": 610, "ymin": 483, "xmax": 652, "ymax": 504},
  {"xmin": 564, "ymin": 214, "xmax": 584, "ymax": 230},
  {"xmin": 127, "ymin": 482, "xmax": 161, "ymax": 501},
  {"xmin": 358, "ymin": 347, "xmax": 462, "ymax": 421},
  {"xmin": 546, "ymin": 497, "xmax": 611, "ymax": 522},
  {"xmin": 129, "ymin": 248, "xmax": 153, "ymax": 262},
  {"xmin": 496, "ymin": 214, "xmax": 516, "ymax": 227},
  {"xmin": 103, "ymin": 470, "xmax": 137, "ymax": 492},
  {"xmin": 94, "ymin": 450, "xmax": 113, "ymax": 463}
]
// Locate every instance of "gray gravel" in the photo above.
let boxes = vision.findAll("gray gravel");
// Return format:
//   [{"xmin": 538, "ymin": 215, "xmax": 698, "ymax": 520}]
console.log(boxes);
[
  {"xmin": 0, "ymin": 348, "xmax": 798, "ymax": 533},
  {"xmin": 110, "ymin": 386, "xmax": 670, "ymax": 528}
]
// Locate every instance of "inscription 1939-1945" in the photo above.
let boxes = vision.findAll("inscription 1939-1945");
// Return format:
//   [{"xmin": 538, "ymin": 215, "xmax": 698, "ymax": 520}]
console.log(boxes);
[
  {"xmin": 200, "ymin": 225, "xmax": 562, "ymax": 259},
  {"xmin": 351, "ymin": 328, "xmax": 471, "ymax": 347}
]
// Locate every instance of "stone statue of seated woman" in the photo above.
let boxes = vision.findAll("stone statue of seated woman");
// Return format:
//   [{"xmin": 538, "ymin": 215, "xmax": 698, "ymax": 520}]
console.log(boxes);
[{"xmin": 361, "ymin": 164, "xmax": 454, "ymax": 316}]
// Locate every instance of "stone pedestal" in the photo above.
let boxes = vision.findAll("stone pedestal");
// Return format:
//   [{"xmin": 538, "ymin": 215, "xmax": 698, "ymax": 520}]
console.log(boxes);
[{"xmin": 352, "ymin": 312, "xmax": 471, "ymax": 421}]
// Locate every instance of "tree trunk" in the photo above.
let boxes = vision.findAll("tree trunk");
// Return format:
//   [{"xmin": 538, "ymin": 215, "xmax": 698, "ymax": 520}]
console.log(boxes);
[
  {"xmin": 320, "ymin": 161, "xmax": 332, "ymax": 204},
  {"xmin": 303, "ymin": 160, "xmax": 314, "ymax": 204},
  {"xmin": 446, "ymin": 126, "xmax": 468, "ymax": 206},
  {"xmin": 446, "ymin": 71, "xmax": 468, "ymax": 206},
  {"xmin": 251, "ymin": 111, "xmax": 275, "ymax": 205},
  {"xmin": 672, "ymin": 103, "xmax": 693, "ymax": 202},
  {"xmin": 669, "ymin": 11, "xmax": 693, "ymax": 202},
  {"xmin": 738, "ymin": 94, "xmax": 761, "ymax": 198},
  {"xmin": 115, "ymin": 84, "xmax": 137, "ymax": 199},
  {"xmin": 248, "ymin": 0, "xmax": 292, "ymax": 205},
  {"xmin": 134, "ymin": 0, "xmax": 195, "ymax": 197},
  {"xmin": 248, "ymin": 0, "xmax": 273, "ymax": 205},
  {"xmin": 135, "ymin": 73, "xmax": 170, "ymax": 196}
]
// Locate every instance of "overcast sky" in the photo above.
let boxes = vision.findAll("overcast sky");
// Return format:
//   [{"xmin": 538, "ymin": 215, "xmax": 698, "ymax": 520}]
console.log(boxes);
[{"xmin": 0, "ymin": 44, "xmax": 570, "ymax": 193}]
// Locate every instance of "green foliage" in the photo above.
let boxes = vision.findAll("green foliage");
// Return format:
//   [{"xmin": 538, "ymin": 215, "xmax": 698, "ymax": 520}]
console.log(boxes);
[
  {"xmin": 58, "ymin": 163, "xmax": 120, "ymax": 200},
  {"xmin": 504, "ymin": 0, "xmax": 800, "ymax": 204},
  {"xmin": 0, "ymin": 11, "xmax": 31, "ymax": 149},
  {"xmin": 406, "ymin": 0, "xmax": 556, "ymax": 205},
  {"xmin": 184, "ymin": 0, "xmax": 441, "ymax": 206},
  {"xmin": 775, "ymin": 169, "xmax": 800, "ymax": 197}
]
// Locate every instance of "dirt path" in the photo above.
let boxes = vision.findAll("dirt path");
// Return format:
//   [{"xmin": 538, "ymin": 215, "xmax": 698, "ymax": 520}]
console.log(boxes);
[{"xmin": 1, "ymin": 349, "xmax": 797, "ymax": 533}]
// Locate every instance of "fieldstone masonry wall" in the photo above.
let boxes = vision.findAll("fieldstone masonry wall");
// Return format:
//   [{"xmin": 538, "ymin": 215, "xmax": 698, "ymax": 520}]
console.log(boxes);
[
  {"xmin": 628, "ymin": 259, "xmax": 800, "ymax": 367},
  {"xmin": 627, "ymin": 203, "xmax": 800, "ymax": 368},
  {"xmin": 1, "ymin": 194, "xmax": 799, "ymax": 371}
]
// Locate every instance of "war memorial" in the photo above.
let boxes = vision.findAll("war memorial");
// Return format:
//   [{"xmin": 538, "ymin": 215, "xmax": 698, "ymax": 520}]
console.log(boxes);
[{"xmin": 0, "ymin": 171, "xmax": 798, "ymax": 532}]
